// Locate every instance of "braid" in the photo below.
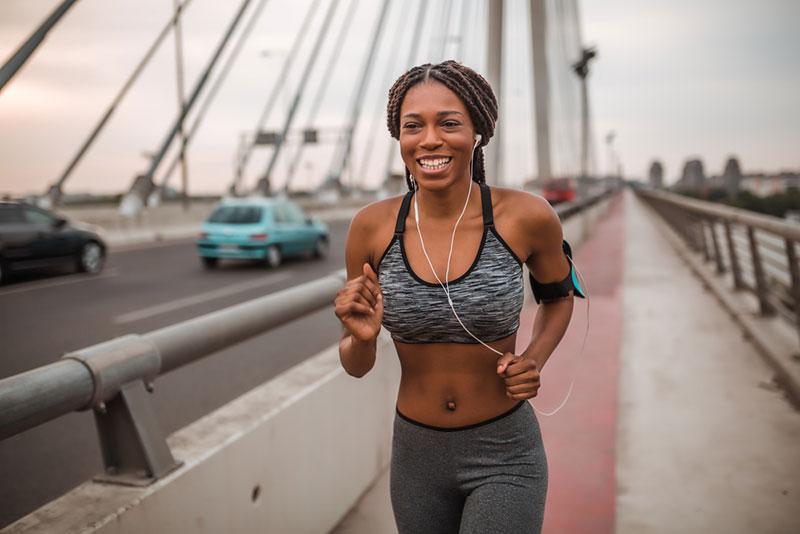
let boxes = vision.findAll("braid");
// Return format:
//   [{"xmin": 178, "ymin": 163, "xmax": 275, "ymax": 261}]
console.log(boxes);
[
  {"xmin": 473, "ymin": 147, "xmax": 486, "ymax": 185},
  {"xmin": 386, "ymin": 60, "xmax": 498, "ymax": 190}
]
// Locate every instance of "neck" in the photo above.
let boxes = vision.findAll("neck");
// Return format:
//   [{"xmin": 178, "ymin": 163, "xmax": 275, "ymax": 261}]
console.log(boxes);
[{"xmin": 416, "ymin": 179, "xmax": 480, "ymax": 221}]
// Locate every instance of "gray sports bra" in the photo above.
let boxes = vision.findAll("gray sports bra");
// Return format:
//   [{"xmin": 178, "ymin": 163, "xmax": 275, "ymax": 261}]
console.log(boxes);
[{"xmin": 377, "ymin": 183, "xmax": 524, "ymax": 344}]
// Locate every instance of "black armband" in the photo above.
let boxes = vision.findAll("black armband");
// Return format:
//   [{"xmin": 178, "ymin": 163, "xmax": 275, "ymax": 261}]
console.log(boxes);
[{"xmin": 529, "ymin": 240, "xmax": 587, "ymax": 304}]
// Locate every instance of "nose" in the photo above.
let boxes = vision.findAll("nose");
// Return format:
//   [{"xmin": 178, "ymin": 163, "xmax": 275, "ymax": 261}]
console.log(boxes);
[{"xmin": 419, "ymin": 126, "xmax": 443, "ymax": 150}]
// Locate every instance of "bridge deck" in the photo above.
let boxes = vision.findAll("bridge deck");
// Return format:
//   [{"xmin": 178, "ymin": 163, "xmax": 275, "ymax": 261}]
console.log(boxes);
[{"xmin": 332, "ymin": 190, "xmax": 800, "ymax": 534}]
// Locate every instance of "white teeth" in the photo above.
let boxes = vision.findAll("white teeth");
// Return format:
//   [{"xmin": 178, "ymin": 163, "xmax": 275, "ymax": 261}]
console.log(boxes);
[{"xmin": 418, "ymin": 157, "xmax": 451, "ymax": 170}]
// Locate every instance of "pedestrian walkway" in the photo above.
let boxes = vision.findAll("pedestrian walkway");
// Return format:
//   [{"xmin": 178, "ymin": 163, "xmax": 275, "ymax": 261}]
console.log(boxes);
[{"xmin": 331, "ymin": 190, "xmax": 800, "ymax": 534}]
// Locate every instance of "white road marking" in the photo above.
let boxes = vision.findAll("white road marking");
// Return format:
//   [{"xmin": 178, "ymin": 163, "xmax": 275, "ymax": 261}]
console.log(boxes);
[
  {"xmin": 113, "ymin": 271, "xmax": 293, "ymax": 324},
  {"xmin": 0, "ymin": 269, "xmax": 119, "ymax": 297}
]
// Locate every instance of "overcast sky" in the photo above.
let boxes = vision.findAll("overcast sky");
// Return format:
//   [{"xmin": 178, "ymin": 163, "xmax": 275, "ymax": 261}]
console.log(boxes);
[{"xmin": 0, "ymin": 0, "xmax": 798, "ymax": 197}]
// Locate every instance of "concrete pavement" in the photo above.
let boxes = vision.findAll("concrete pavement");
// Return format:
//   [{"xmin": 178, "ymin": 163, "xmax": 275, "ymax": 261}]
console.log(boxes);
[{"xmin": 330, "ymin": 190, "xmax": 800, "ymax": 533}]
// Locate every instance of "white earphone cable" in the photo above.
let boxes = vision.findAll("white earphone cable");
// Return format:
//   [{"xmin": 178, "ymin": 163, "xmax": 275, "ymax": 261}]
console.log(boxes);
[
  {"xmin": 531, "ymin": 256, "xmax": 590, "ymax": 417},
  {"xmin": 411, "ymin": 136, "xmax": 589, "ymax": 417},
  {"xmin": 412, "ymin": 138, "xmax": 504, "ymax": 357}
]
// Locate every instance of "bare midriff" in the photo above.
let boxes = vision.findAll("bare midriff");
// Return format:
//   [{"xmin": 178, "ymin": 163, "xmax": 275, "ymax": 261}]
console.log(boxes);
[{"xmin": 394, "ymin": 332, "xmax": 520, "ymax": 427}]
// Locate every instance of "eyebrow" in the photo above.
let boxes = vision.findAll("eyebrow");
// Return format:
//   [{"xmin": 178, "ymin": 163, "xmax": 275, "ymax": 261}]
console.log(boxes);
[{"xmin": 401, "ymin": 110, "xmax": 465, "ymax": 119}]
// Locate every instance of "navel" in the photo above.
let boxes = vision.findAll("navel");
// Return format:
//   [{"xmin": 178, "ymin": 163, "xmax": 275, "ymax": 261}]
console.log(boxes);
[{"xmin": 445, "ymin": 400, "xmax": 457, "ymax": 412}]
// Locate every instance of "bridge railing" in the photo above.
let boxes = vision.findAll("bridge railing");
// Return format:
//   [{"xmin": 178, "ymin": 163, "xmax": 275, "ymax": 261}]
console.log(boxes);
[
  {"xmin": 0, "ymin": 189, "xmax": 615, "ymax": 489},
  {"xmin": 637, "ymin": 188, "xmax": 800, "ymax": 346},
  {"xmin": 0, "ymin": 272, "xmax": 348, "ymax": 485}
]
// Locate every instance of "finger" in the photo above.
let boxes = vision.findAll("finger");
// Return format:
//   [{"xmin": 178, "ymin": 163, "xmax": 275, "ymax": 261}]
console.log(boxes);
[
  {"xmin": 506, "ymin": 383, "xmax": 538, "ymax": 395},
  {"xmin": 358, "ymin": 284, "xmax": 377, "ymax": 307},
  {"xmin": 496, "ymin": 352, "xmax": 517, "ymax": 374},
  {"xmin": 336, "ymin": 289, "xmax": 362, "ymax": 307},
  {"xmin": 351, "ymin": 290, "xmax": 377, "ymax": 310},
  {"xmin": 504, "ymin": 358, "xmax": 536, "ymax": 378},
  {"xmin": 345, "ymin": 301, "xmax": 374, "ymax": 316},
  {"xmin": 503, "ymin": 360, "xmax": 537, "ymax": 378},
  {"xmin": 504, "ymin": 372, "xmax": 540, "ymax": 387},
  {"xmin": 507, "ymin": 390, "xmax": 538, "ymax": 400},
  {"xmin": 363, "ymin": 262, "xmax": 378, "ymax": 283},
  {"xmin": 362, "ymin": 275, "xmax": 382, "ymax": 298}
]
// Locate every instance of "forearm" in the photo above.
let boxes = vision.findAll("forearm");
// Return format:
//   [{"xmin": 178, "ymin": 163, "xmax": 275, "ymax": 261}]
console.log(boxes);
[
  {"xmin": 520, "ymin": 297, "xmax": 574, "ymax": 370},
  {"xmin": 338, "ymin": 333, "xmax": 377, "ymax": 378}
]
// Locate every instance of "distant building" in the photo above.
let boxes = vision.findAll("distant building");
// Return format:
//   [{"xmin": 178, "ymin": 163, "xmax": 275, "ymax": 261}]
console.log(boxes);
[
  {"xmin": 648, "ymin": 160, "xmax": 664, "ymax": 189},
  {"xmin": 722, "ymin": 157, "xmax": 743, "ymax": 199},
  {"xmin": 674, "ymin": 158, "xmax": 706, "ymax": 192},
  {"xmin": 740, "ymin": 172, "xmax": 800, "ymax": 197}
]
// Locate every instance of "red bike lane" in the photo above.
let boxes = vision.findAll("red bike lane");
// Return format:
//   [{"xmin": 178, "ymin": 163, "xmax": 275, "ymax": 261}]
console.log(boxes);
[{"xmin": 516, "ymin": 195, "xmax": 624, "ymax": 533}]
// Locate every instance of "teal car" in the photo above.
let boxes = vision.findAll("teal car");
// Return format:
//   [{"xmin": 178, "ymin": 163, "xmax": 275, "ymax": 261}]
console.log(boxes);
[{"xmin": 196, "ymin": 197, "xmax": 329, "ymax": 269}]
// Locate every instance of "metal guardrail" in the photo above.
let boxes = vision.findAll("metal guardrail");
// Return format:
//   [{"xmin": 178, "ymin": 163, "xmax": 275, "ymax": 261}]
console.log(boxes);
[
  {"xmin": 0, "ymin": 188, "xmax": 615, "ymax": 486},
  {"xmin": 553, "ymin": 187, "xmax": 615, "ymax": 219},
  {"xmin": 637, "ymin": 188, "xmax": 800, "ymax": 346},
  {"xmin": 0, "ymin": 272, "xmax": 347, "ymax": 484}
]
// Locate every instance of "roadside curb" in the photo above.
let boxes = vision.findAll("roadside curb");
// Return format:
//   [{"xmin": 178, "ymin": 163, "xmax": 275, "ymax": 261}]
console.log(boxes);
[{"xmin": 640, "ymin": 196, "xmax": 800, "ymax": 409}]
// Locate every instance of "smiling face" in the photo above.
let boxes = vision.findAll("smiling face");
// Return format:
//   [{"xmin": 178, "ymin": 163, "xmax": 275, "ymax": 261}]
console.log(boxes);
[{"xmin": 398, "ymin": 81, "xmax": 476, "ymax": 191}]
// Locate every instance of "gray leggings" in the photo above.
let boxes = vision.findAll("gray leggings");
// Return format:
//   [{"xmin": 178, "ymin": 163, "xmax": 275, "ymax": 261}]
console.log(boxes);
[{"xmin": 390, "ymin": 401, "xmax": 548, "ymax": 534}]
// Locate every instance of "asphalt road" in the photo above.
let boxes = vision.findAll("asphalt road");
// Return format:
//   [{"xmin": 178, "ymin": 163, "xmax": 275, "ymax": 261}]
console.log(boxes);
[{"xmin": 0, "ymin": 220, "xmax": 350, "ymax": 528}]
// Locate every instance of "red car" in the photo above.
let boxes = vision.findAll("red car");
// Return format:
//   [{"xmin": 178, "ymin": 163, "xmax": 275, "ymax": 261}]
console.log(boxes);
[{"xmin": 542, "ymin": 178, "xmax": 577, "ymax": 205}]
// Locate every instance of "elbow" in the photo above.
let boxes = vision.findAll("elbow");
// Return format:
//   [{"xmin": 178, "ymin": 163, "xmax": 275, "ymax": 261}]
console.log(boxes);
[
  {"xmin": 345, "ymin": 367, "xmax": 370, "ymax": 379},
  {"xmin": 339, "ymin": 350, "xmax": 375, "ymax": 378},
  {"xmin": 342, "ymin": 361, "xmax": 374, "ymax": 378}
]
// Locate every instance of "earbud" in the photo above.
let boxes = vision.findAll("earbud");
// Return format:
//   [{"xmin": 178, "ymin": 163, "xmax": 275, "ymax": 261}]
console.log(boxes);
[{"xmin": 474, "ymin": 133, "xmax": 482, "ymax": 146}]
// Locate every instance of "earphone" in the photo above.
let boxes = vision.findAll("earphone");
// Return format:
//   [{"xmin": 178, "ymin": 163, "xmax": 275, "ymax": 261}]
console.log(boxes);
[
  {"xmin": 410, "ymin": 130, "xmax": 590, "ymax": 418},
  {"xmin": 412, "ymin": 131, "xmax": 501, "ymax": 355}
]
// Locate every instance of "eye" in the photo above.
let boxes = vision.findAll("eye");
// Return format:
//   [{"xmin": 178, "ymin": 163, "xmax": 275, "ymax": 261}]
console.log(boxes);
[
  {"xmin": 402, "ymin": 122, "xmax": 420, "ymax": 131},
  {"xmin": 441, "ymin": 120, "xmax": 461, "ymax": 128}
]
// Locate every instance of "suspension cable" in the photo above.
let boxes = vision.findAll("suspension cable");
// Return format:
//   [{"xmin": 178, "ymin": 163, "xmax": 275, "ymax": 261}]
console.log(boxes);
[
  {"xmin": 380, "ymin": 0, "xmax": 430, "ymax": 187},
  {"xmin": 283, "ymin": 0, "xmax": 360, "ymax": 192},
  {"xmin": 353, "ymin": 0, "xmax": 407, "ymax": 189},
  {"xmin": 231, "ymin": 0, "xmax": 321, "ymax": 194},
  {"xmin": 44, "ymin": 0, "xmax": 197, "ymax": 203},
  {"xmin": 157, "ymin": 0, "xmax": 272, "ymax": 191}
]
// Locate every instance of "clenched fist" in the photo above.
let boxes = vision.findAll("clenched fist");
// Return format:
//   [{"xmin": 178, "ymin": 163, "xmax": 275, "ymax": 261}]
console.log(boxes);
[
  {"xmin": 496, "ymin": 352, "xmax": 541, "ymax": 400},
  {"xmin": 335, "ymin": 262, "xmax": 384, "ymax": 342}
]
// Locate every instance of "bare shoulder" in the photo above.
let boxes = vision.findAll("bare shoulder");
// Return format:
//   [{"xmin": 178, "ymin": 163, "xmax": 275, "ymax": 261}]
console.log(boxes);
[
  {"xmin": 346, "ymin": 195, "xmax": 406, "ymax": 270},
  {"xmin": 349, "ymin": 195, "xmax": 405, "ymax": 238},
  {"xmin": 488, "ymin": 186, "xmax": 562, "ymax": 263},
  {"xmin": 491, "ymin": 186, "xmax": 560, "ymax": 233}
]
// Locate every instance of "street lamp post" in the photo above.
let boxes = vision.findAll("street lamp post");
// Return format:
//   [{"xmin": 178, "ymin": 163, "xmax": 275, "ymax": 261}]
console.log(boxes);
[{"xmin": 572, "ymin": 46, "xmax": 597, "ymax": 201}]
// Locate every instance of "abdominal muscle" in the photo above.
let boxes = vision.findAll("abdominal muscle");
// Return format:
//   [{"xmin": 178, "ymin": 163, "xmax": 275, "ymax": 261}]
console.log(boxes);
[{"xmin": 394, "ymin": 332, "xmax": 521, "ymax": 428}]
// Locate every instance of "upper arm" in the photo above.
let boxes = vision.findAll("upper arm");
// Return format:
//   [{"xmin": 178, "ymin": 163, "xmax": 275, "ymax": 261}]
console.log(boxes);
[
  {"xmin": 344, "ymin": 207, "xmax": 376, "ymax": 282},
  {"xmin": 344, "ymin": 197, "xmax": 399, "ymax": 280},
  {"xmin": 521, "ymin": 195, "xmax": 570, "ymax": 283}
]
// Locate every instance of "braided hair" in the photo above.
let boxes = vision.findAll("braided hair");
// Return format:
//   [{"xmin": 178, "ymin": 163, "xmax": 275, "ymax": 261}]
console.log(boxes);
[{"xmin": 386, "ymin": 60, "xmax": 498, "ymax": 191}]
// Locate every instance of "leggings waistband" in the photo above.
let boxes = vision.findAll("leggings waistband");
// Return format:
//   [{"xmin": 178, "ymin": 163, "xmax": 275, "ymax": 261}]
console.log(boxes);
[{"xmin": 395, "ymin": 401, "xmax": 526, "ymax": 432}]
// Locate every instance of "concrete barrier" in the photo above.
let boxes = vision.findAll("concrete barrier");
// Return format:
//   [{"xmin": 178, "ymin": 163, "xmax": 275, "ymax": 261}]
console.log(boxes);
[
  {"xmin": 5, "ymin": 332, "xmax": 400, "ymax": 534},
  {"xmin": 561, "ymin": 193, "xmax": 616, "ymax": 249}
]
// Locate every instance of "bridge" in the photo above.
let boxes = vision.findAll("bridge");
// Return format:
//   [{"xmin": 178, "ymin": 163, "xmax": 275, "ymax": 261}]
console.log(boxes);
[{"xmin": 1, "ymin": 1, "xmax": 798, "ymax": 533}]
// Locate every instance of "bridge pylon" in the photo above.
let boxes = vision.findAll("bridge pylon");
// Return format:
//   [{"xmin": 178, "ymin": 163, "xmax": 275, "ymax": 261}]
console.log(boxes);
[{"xmin": 119, "ymin": 175, "xmax": 157, "ymax": 216}]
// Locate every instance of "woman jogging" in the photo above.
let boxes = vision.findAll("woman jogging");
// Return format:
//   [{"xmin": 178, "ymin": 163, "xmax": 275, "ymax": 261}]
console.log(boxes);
[{"xmin": 334, "ymin": 60, "xmax": 578, "ymax": 534}]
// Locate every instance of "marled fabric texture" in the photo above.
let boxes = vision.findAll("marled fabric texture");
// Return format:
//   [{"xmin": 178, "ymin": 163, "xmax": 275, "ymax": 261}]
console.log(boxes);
[
  {"xmin": 391, "ymin": 401, "xmax": 548, "ymax": 533},
  {"xmin": 377, "ymin": 221, "xmax": 524, "ymax": 344}
]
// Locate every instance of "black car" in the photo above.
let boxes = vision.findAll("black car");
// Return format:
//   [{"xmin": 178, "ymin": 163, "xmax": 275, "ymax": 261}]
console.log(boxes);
[{"xmin": 0, "ymin": 201, "xmax": 106, "ymax": 284}]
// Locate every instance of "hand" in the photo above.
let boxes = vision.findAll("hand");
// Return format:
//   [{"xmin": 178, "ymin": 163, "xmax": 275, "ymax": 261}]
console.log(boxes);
[
  {"xmin": 335, "ymin": 262, "xmax": 384, "ymax": 342},
  {"xmin": 496, "ymin": 352, "xmax": 541, "ymax": 400}
]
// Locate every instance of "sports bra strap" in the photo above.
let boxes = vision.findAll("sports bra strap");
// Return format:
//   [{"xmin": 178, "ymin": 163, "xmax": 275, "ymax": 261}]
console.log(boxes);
[
  {"xmin": 394, "ymin": 190, "xmax": 414, "ymax": 234},
  {"xmin": 395, "ymin": 184, "xmax": 493, "ymax": 234},
  {"xmin": 479, "ymin": 182, "xmax": 494, "ymax": 227}
]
